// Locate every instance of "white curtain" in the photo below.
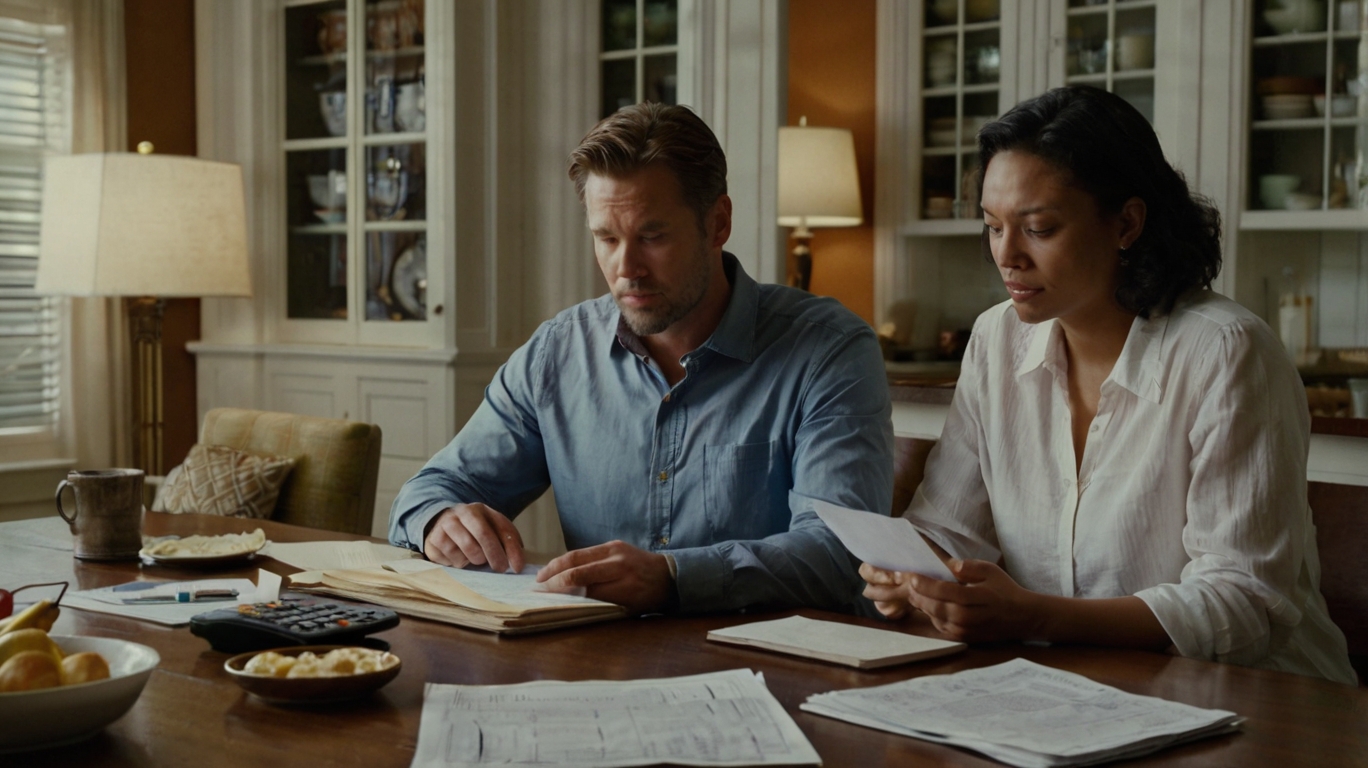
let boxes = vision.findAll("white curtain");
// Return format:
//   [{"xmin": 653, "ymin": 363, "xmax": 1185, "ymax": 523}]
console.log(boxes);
[{"xmin": 0, "ymin": 0, "xmax": 129, "ymax": 469}]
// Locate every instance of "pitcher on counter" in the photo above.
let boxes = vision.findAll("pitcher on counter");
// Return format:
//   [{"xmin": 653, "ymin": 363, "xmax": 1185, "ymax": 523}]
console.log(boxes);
[
  {"xmin": 389, "ymin": 102, "xmax": 893, "ymax": 616},
  {"xmin": 862, "ymin": 85, "xmax": 1356, "ymax": 685}
]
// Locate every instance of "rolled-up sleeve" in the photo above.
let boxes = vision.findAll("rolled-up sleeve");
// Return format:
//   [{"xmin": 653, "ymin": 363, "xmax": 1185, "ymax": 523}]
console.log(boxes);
[
  {"xmin": 387, "ymin": 333, "xmax": 552, "ymax": 551},
  {"xmin": 1134, "ymin": 321, "xmax": 1309, "ymax": 665},
  {"xmin": 670, "ymin": 325, "xmax": 894, "ymax": 615}
]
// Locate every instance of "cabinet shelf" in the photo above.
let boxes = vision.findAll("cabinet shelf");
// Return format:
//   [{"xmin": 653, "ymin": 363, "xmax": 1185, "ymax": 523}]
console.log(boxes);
[
  {"xmin": 1251, "ymin": 117, "xmax": 1361, "ymax": 130},
  {"xmin": 290, "ymin": 224, "xmax": 347, "ymax": 235},
  {"xmin": 1252, "ymin": 31, "xmax": 1361, "ymax": 47},
  {"xmin": 900, "ymin": 219, "xmax": 984, "ymax": 237},
  {"xmin": 1067, "ymin": 0, "xmax": 1156, "ymax": 16},
  {"xmin": 363, "ymin": 220, "xmax": 426, "ymax": 232},
  {"xmin": 1067, "ymin": 69, "xmax": 1154, "ymax": 85},
  {"xmin": 297, "ymin": 46, "xmax": 426, "ymax": 67},
  {"xmin": 1239, "ymin": 209, "xmax": 1368, "ymax": 230}
]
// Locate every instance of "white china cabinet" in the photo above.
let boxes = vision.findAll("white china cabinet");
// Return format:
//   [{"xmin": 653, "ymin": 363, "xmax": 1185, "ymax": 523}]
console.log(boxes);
[{"xmin": 877, "ymin": 0, "xmax": 1368, "ymax": 363}]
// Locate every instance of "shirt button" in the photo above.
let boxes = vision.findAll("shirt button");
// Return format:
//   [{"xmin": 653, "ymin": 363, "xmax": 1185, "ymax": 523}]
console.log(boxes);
[
  {"xmin": 658, "ymin": 471, "xmax": 668, "ymax": 482},
  {"xmin": 1090, "ymin": 423, "xmax": 1100, "ymax": 433},
  {"xmin": 658, "ymin": 536, "xmax": 669, "ymax": 546},
  {"xmin": 663, "ymin": 393, "xmax": 671, "ymax": 403}
]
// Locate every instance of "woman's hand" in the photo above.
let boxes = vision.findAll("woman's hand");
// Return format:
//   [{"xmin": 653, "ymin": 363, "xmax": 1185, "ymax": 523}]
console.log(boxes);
[
  {"xmin": 859, "ymin": 562, "xmax": 914, "ymax": 620},
  {"xmin": 902, "ymin": 558, "xmax": 1043, "ymax": 642}
]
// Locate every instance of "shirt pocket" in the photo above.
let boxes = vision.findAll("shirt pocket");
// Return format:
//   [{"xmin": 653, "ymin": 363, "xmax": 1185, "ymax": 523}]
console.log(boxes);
[{"xmin": 704, "ymin": 440, "xmax": 785, "ymax": 541}]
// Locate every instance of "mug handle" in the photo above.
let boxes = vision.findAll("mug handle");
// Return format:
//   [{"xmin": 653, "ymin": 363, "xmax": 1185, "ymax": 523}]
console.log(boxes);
[{"xmin": 55, "ymin": 479, "xmax": 77, "ymax": 525}]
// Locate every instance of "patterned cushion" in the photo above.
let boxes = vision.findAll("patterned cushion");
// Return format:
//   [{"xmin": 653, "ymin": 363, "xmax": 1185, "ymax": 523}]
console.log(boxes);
[{"xmin": 151, "ymin": 443, "xmax": 296, "ymax": 519}]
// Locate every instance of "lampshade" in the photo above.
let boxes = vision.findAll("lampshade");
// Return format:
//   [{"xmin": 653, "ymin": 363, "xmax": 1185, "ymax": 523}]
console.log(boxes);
[
  {"xmin": 35, "ymin": 152, "xmax": 251, "ymax": 297},
  {"xmin": 777, "ymin": 124, "xmax": 862, "ymax": 228}
]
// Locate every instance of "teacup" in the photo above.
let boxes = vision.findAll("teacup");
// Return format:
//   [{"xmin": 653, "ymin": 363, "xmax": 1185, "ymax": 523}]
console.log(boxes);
[
  {"xmin": 395, "ymin": 81, "xmax": 425, "ymax": 132},
  {"xmin": 55, "ymin": 469, "xmax": 144, "ymax": 561},
  {"xmin": 319, "ymin": 91, "xmax": 346, "ymax": 136}
]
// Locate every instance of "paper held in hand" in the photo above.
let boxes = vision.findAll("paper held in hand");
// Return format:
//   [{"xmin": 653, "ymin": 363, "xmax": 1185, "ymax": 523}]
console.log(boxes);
[
  {"xmin": 707, "ymin": 615, "xmax": 965, "ymax": 669},
  {"xmin": 812, "ymin": 499, "xmax": 956, "ymax": 580}
]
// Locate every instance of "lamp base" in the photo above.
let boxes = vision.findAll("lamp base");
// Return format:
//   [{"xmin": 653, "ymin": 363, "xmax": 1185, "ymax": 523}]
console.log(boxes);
[
  {"xmin": 127, "ymin": 297, "xmax": 165, "ymax": 475},
  {"xmin": 788, "ymin": 231, "xmax": 813, "ymax": 292}
]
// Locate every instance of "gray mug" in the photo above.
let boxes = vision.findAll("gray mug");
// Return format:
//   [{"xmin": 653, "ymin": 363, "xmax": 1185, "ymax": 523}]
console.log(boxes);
[{"xmin": 55, "ymin": 469, "xmax": 145, "ymax": 560}]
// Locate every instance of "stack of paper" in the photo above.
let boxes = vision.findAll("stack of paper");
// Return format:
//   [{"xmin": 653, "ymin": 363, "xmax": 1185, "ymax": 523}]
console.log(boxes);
[
  {"xmin": 412, "ymin": 668, "xmax": 820, "ymax": 767},
  {"xmin": 289, "ymin": 559, "xmax": 625, "ymax": 634},
  {"xmin": 707, "ymin": 615, "xmax": 965, "ymax": 669},
  {"xmin": 802, "ymin": 658, "xmax": 1241, "ymax": 767}
]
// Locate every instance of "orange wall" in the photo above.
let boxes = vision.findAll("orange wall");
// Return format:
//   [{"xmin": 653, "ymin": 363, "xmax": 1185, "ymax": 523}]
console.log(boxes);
[
  {"xmin": 787, "ymin": 0, "xmax": 877, "ymax": 325},
  {"xmin": 125, "ymin": 0, "xmax": 199, "ymax": 474}
]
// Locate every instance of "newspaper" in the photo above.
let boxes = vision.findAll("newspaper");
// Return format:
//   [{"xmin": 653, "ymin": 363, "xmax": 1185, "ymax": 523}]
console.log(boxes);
[{"xmin": 802, "ymin": 658, "xmax": 1241, "ymax": 767}]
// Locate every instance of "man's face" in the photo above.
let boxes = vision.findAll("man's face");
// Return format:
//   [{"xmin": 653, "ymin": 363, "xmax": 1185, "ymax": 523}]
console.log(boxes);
[{"xmin": 585, "ymin": 164, "xmax": 727, "ymax": 337}]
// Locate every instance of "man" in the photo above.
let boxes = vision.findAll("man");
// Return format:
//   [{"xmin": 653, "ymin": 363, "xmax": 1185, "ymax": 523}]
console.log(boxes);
[{"xmin": 390, "ymin": 103, "xmax": 892, "ymax": 615}]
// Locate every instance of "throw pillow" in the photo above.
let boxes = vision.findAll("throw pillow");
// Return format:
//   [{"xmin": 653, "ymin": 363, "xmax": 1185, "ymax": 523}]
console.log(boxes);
[{"xmin": 151, "ymin": 443, "xmax": 296, "ymax": 519}]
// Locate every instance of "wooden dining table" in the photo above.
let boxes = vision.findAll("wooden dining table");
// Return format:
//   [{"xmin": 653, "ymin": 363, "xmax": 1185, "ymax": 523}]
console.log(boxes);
[{"xmin": 3, "ymin": 511, "xmax": 1365, "ymax": 767}]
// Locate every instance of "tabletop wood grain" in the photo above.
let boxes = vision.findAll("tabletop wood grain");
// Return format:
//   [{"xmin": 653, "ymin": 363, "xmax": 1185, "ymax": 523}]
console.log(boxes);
[{"xmin": 5, "ymin": 512, "xmax": 1366, "ymax": 767}]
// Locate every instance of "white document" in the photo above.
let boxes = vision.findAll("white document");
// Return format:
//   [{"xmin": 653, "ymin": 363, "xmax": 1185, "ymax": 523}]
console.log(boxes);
[
  {"xmin": 707, "ymin": 615, "xmax": 965, "ymax": 669},
  {"xmin": 812, "ymin": 499, "xmax": 955, "ymax": 580},
  {"xmin": 64, "ymin": 570, "xmax": 279, "ymax": 627},
  {"xmin": 412, "ymin": 668, "xmax": 821, "ymax": 768},
  {"xmin": 261, "ymin": 539, "xmax": 418, "ymax": 571},
  {"xmin": 802, "ymin": 658, "xmax": 1241, "ymax": 768},
  {"xmin": 383, "ymin": 559, "xmax": 599, "ymax": 608}
]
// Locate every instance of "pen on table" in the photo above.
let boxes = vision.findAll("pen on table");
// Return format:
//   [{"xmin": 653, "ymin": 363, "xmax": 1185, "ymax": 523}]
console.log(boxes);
[{"xmin": 122, "ymin": 589, "xmax": 239, "ymax": 604}]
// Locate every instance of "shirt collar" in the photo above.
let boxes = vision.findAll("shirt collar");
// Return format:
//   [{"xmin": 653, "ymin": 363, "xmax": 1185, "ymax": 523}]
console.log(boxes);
[
  {"xmin": 611, "ymin": 252, "xmax": 757, "ymax": 363},
  {"xmin": 1015, "ymin": 312, "xmax": 1168, "ymax": 404}
]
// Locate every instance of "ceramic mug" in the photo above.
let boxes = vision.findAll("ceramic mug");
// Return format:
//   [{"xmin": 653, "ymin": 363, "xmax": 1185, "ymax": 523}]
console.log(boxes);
[{"xmin": 55, "ymin": 469, "xmax": 144, "ymax": 561}]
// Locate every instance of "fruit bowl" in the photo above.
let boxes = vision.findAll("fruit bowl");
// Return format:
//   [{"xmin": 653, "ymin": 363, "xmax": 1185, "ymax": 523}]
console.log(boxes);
[{"xmin": 0, "ymin": 635, "xmax": 159, "ymax": 753}]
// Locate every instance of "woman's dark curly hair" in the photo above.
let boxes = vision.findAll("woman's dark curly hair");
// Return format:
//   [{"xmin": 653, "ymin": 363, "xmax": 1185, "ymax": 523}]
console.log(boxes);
[{"xmin": 977, "ymin": 86, "xmax": 1222, "ymax": 318}]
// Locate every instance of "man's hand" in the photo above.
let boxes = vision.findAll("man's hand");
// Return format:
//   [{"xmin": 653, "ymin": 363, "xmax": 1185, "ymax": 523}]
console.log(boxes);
[
  {"xmin": 423, "ymin": 503, "xmax": 526, "ymax": 573},
  {"xmin": 535, "ymin": 540, "xmax": 672, "ymax": 614},
  {"xmin": 899, "ymin": 558, "xmax": 1042, "ymax": 642}
]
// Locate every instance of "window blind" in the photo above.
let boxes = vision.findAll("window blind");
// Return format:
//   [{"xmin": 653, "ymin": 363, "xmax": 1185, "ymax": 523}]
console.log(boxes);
[{"xmin": 0, "ymin": 16, "xmax": 67, "ymax": 432}]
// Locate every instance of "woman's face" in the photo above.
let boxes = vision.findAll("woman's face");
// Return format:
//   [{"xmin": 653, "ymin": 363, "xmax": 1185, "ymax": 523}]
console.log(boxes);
[{"xmin": 980, "ymin": 149, "xmax": 1143, "ymax": 328}]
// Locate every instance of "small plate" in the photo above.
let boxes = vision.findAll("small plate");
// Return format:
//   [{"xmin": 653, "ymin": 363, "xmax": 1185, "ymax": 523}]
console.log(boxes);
[
  {"xmin": 224, "ymin": 646, "xmax": 401, "ymax": 704},
  {"xmin": 139, "ymin": 530, "xmax": 267, "ymax": 567}
]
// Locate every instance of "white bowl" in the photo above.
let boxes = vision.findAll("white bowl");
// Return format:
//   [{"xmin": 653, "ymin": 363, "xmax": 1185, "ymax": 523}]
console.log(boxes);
[
  {"xmin": 1264, "ymin": 1, "xmax": 1327, "ymax": 34},
  {"xmin": 314, "ymin": 208, "xmax": 346, "ymax": 225},
  {"xmin": 1284, "ymin": 192, "xmax": 1322, "ymax": 210},
  {"xmin": 1259, "ymin": 173, "xmax": 1302, "ymax": 209},
  {"xmin": 1328, "ymin": 94, "xmax": 1357, "ymax": 116},
  {"xmin": 0, "ymin": 635, "xmax": 159, "ymax": 753},
  {"xmin": 306, "ymin": 172, "xmax": 346, "ymax": 209}
]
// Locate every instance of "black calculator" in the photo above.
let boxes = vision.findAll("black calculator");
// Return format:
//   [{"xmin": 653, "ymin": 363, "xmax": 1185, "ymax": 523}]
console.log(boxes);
[{"xmin": 189, "ymin": 594, "xmax": 400, "ymax": 653}]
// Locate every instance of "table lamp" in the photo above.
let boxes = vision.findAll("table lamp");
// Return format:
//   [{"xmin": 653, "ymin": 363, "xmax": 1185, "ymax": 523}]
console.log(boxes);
[
  {"xmin": 35, "ymin": 143, "xmax": 252, "ymax": 474},
  {"xmin": 777, "ymin": 117, "xmax": 862, "ymax": 291}
]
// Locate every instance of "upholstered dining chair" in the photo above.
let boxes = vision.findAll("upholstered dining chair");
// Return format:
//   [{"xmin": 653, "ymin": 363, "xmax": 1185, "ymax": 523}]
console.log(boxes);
[{"xmin": 197, "ymin": 407, "xmax": 382, "ymax": 536}]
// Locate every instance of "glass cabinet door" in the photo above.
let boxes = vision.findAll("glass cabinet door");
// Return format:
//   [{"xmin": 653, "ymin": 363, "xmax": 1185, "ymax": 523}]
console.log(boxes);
[
  {"xmin": 281, "ymin": 0, "xmax": 428, "ymax": 336},
  {"xmin": 919, "ymin": 0, "xmax": 1001, "ymax": 222},
  {"xmin": 1061, "ymin": 0, "xmax": 1156, "ymax": 123},
  {"xmin": 1248, "ymin": 0, "xmax": 1366, "ymax": 213},
  {"xmin": 599, "ymin": 0, "xmax": 679, "ymax": 118}
]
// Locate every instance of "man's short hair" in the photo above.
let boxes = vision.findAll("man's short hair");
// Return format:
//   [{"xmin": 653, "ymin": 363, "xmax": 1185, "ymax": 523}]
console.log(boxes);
[{"xmin": 568, "ymin": 102, "xmax": 727, "ymax": 227}]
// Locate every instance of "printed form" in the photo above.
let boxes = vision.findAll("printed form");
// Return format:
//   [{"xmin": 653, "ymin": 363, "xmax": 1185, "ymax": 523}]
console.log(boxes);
[{"xmin": 411, "ymin": 668, "xmax": 820, "ymax": 767}]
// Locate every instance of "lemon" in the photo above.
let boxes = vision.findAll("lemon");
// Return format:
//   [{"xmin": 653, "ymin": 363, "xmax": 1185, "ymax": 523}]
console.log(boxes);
[
  {"xmin": 0, "ymin": 650, "xmax": 61, "ymax": 692},
  {"xmin": 0, "ymin": 628, "xmax": 62, "ymax": 667}
]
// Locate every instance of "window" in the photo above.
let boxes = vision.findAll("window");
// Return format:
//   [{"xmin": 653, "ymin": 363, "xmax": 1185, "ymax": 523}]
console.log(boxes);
[
  {"xmin": 0, "ymin": 14, "xmax": 69, "ymax": 447},
  {"xmin": 599, "ymin": 0, "xmax": 679, "ymax": 117}
]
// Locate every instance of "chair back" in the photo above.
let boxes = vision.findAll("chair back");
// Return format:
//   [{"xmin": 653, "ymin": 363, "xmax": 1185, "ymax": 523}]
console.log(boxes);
[
  {"xmin": 891, "ymin": 436, "xmax": 937, "ymax": 516},
  {"xmin": 1309, "ymin": 481, "xmax": 1368, "ymax": 682},
  {"xmin": 199, "ymin": 408, "xmax": 381, "ymax": 535}
]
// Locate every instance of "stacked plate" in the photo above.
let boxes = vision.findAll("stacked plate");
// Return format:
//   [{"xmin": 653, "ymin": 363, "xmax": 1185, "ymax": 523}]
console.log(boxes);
[{"xmin": 1263, "ymin": 93, "xmax": 1314, "ymax": 120}]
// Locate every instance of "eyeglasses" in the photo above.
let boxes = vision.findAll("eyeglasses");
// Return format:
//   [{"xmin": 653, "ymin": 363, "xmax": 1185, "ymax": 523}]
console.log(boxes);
[{"xmin": 0, "ymin": 581, "xmax": 68, "ymax": 619}]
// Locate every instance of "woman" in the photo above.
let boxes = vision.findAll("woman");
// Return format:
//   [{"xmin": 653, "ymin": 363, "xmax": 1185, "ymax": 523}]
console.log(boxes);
[{"xmin": 864, "ymin": 86, "xmax": 1356, "ymax": 685}]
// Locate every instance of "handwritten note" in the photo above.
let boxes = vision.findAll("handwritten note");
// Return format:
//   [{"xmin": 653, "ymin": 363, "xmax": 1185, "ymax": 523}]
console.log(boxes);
[{"xmin": 813, "ymin": 499, "xmax": 956, "ymax": 581}]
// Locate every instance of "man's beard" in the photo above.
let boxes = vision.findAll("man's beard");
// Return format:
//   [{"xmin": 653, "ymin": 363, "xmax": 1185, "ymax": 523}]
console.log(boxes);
[{"xmin": 615, "ymin": 245, "xmax": 712, "ymax": 337}]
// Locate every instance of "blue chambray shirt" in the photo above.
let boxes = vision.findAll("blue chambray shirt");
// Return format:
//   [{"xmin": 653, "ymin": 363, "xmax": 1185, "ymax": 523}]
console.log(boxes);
[{"xmin": 389, "ymin": 254, "xmax": 893, "ymax": 614}]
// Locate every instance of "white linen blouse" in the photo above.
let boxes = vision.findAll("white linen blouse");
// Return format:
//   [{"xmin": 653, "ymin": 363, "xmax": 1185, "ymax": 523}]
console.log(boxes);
[{"xmin": 909, "ymin": 291, "xmax": 1356, "ymax": 685}]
